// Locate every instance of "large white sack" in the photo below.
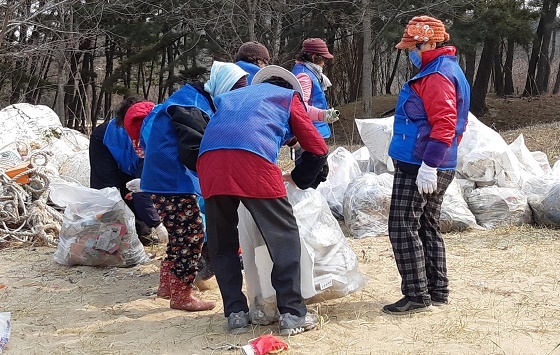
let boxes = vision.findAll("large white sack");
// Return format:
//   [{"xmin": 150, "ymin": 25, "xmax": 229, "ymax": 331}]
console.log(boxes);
[
  {"xmin": 509, "ymin": 134, "xmax": 544, "ymax": 178},
  {"xmin": 522, "ymin": 175, "xmax": 560, "ymax": 227},
  {"xmin": 352, "ymin": 146, "xmax": 372, "ymax": 173},
  {"xmin": 40, "ymin": 128, "xmax": 89, "ymax": 170},
  {"xmin": 240, "ymin": 183, "xmax": 366, "ymax": 325},
  {"xmin": 59, "ymin": 128, "xmax": 90, "ymax": 151},
  {"xmin": 440, "ymin": 179, "xmax": 482, "ymax": 233},
  {"xmin": 531, "ymin": 151, "xmax": 551, "ymax": 174},
  {"xmin": 0, "ymin": 103, "xmax": 62, "ymax": 149},
  {"xmin": 355, "ymin": 117, "xmax": 394, "ymax": 174},
  {"xmin": 58, "ymin": 150, "xmax": 90, "ymax": 187},
  {"xmin": 343, "ymin": 173, "xmax": 393, "ymax": 238},
  {"xmin": 317, "ymin": 147, "xmax": 362, "ymax": 219},
  {"xmin": 552, "ymin": 160, "xmax": 560, "ymax": 176},
  {"xmin": 466, "ymin": 186, "xmax": 533, "ymax": 229},
  {"xmin": 457, "ymin": 113, "xmax": 524, "ymax": 188}
]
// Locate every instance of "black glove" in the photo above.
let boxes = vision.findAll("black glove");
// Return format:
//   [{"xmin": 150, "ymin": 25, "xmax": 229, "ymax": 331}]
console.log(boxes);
[{"xmin": 309, "ymin": 163, "xmax": 329, "ymax": 189}]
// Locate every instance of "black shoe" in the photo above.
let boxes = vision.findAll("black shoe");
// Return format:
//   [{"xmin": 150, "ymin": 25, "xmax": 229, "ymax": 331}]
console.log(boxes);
[
  {"xmin": 430, "ymin": 292, "xmax": 449, "ymax": 306},
  {"xmin": 382, "ymin": 296, "xmax": 431, "ymax": 315},
  {"xmin": 431, "ymin": 297, "xmax": 449, "ymax": 306}
]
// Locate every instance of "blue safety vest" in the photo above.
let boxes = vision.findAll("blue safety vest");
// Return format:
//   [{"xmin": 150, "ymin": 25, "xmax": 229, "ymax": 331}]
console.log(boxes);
[
  {"xmin": 388, "ymin": 54, "xmax": 470, "ymax": 169},
  {"xmin": 292, "ymin": 63, "xmax": 331, "ymax": 138},
  {"xmin": 140, "ymin": 84, "xmax": 214, "ymax": 194},
  {"xmin": 199, "ymin": 83, "xmax": 293, "ymax": 164},
  {"xmin": 103, "ymin": 119, "xmax": 141, "ymax": 177}
]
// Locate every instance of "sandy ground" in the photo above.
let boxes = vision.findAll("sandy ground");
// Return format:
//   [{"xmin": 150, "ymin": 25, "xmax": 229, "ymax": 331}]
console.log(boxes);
[{"xmin": 1, "ymin": 225, "xmax": 559, "ymax": 355}]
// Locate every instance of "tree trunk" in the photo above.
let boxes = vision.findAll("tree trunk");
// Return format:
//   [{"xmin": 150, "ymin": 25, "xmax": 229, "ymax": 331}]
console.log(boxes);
[
  {"xmin": 552, "ymin": 57, "xmax": 560, "ymax": 94},
  {"xmin": 464, "ymin": 49, "xmax": 476, "ymax": 86},
  {"xmin": 385, "ymin": 49, "xmax": 401, "ymax": 94},
  {"xmin": 471, "ymin": 38, "xmax": 497, "ymax": 117},
  {"xmin": 504, "ymin": 38, "xmax": 515, "ymax": 95},
  {"xmin": 494, "ymin": 42, "xmax": 504, "ymax": 96},
  {"xmin": 361, "ymin": 0, "xmax": 373, "ymax": 117},
  {"xmin": 535, "ymin": 0, "xmax": 558, "ymax": 94},
  {"xmin": 55, "ymin": 56, "xmax": 66, "ymax": 125},
  {"xmin": 523, "ymin": 0, "xmax": 556, "ymax": 96}
]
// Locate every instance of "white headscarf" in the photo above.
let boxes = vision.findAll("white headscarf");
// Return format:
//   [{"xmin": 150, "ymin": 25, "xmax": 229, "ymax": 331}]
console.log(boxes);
[{"xmin": 204, "ymin": 61, "xmax": 249, "ymax": 98}]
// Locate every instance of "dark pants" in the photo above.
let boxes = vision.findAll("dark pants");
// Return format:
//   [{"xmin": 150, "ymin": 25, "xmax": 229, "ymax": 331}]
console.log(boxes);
[
  {"xmin": 205, "ymin": 195, "xmax": 306, "ymax": 318},
  {"xmin": 152, "ymin": 194, "xmax": 205, "ymax": 285},
  {"xmin": 388, "ymin": 166, "xmax": 454, "ymax": 301},
  {"xmin": 133, "ymin": 192, "xmax": 161, "ymax": 228}
]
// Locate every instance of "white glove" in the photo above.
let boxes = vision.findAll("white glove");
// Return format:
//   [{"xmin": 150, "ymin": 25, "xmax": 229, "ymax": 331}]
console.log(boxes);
[
  {"xmin": 126, "ymin": 178, "xmax": 142, "ymax": 193},
  {"xmin": 153, "ymin": 223, "xmax": 169, "ymax": 244},
  {"xmin": 322, "ymin": 108, "xmax": 340, "ymax": 123},
  {"xmin": 416, "ymin": 162, "xmax": 438, "ymax": 194}
]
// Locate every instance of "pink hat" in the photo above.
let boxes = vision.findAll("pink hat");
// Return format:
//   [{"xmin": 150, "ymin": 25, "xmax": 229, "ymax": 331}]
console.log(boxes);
[{"xmin": 301, "ymin": 38, "xmax": 334, "ymax": 59}]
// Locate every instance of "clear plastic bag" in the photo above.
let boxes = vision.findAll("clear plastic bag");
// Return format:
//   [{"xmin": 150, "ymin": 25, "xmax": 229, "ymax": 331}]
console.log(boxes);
[
  {"xmin": 466, "ymin": 185, "xmax": 533, "ymax": 229},
  {"xmin": 440, "ymin": 179, "xmax": 482, "ymax": 233},
  {"xmin": 343, "ymin": 173, "xmax": 393, "ymax": 238},
  {"xmin": 317, "ymin": 147, "xmax": 362, "ymax": 219},
  {"xmin": 50, "ymin": 182, "xmax": 149, "ymax": 267},
  {"xmin": 0, "ymin": 312, "xmax": 10, "ymax": 354},
  {"xmin": 240, "ymin": 183, "xmax": 366, "ymax": 325},
  {"xmin": 523, "ymin": 175, "xmax": 560, "ymax": 227}
]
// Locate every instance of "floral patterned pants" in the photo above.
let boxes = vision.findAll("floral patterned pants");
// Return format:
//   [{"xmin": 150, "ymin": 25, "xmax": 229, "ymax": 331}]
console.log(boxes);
[{"xmin": 152, "ymin": 194, "xmax": 204, "ymax": 285}]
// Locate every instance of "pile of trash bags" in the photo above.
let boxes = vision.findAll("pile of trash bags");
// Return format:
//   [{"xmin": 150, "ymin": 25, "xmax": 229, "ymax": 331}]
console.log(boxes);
[
  {"xmin": 325, "ymin": 113, "xmax": 560, "ymax": 239},
  {"xmin": 0, "ymin": 103, "xmax": 148, "ymax": 267}
]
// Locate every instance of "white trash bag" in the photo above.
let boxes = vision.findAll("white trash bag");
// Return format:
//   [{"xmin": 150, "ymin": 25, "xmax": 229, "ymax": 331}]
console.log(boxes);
[
  {"xmin": 317, "ymin": 147, "xmax": 362, "ymax": 219},
  {"xmin": 0, "ymin": 312, "xmax": 10, "ymax": 354},
  {"xmin": 343, "ymin": 173, "xmax": 393, "ymax": 238},
  {"xmin": 352, "ymin": 146, "xmax": 372, "ymax": 173},
  {"xmin": 523, "ymin": 175, "xmax": 560, "ymax": 227},
  {"xmin": 240, "ymin": 183, "xmax": 366, "ymax": 325},
  {"xmin": 466, "ymin": 185, "xmax": 533, "ymax": 229},
  {"xmin": 50, "ymin": 182, "xmax": 149, "ymax": 267},
  {"xmin": 440, "ymin": 178, "xmax": 482, "ymax": 233},
  {"xmin": 355, "ymin": 117, "xmax": 395, "ymax": 174},
  {"xmin": 458, "ymin": 113, "xmax": 524, "ymax": 188}
]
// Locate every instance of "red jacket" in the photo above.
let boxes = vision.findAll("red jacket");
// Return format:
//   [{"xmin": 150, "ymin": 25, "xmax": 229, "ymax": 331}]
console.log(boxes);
[
  {"xmin": 197, "ymin": 95, "xmax": 327, "ymax": 199},
  {"xmin": 410, "ymin": 46, "xmax": 460, "ymax": 148}
]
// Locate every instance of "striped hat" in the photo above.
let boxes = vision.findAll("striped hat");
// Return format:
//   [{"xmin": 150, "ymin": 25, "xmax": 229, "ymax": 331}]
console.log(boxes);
[{"xmin": 395, "ymin": 16, "xmax": 450, "ymax": 50}]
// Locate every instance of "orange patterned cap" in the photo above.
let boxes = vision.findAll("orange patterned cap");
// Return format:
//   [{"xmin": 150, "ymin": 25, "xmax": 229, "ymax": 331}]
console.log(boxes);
[{"xmin": 395, "ymin": 16, "xmax": 450, "ymax": 50}]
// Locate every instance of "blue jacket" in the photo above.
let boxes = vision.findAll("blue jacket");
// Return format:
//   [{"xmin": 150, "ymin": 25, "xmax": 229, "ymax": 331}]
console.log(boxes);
[
  {"xmin": 388, "ymin": 54, "xmax": 470, "ymax": 170},
  {"xmin": 236, "ymin": 61, "xmax": 260, "ymax": 84},
  {"xmin": 140, "ymin": 84, "xmax": 214, "ymax": 194},
  {"xmin": 199, "ymin": 83, "xmax": 293, "ymax": 164},
  {"xmin": 103, "ymin": 119, "xmax": 141, "ymax": 177},
  {"xmin": 292, "ymin": 63, "xmax": 331, "ymax": 138}
]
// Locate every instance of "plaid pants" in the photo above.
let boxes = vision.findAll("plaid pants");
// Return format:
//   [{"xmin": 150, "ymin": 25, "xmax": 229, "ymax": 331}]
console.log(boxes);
[{"xmin": 388, "ymin": 166, "xmax": 455, "ymax": 300}]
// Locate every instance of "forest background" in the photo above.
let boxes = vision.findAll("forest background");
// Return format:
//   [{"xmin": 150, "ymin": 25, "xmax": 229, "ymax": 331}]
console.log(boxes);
[{"xmin": 1, "ymin": 0, "xmax": 559, "ymax": 134}]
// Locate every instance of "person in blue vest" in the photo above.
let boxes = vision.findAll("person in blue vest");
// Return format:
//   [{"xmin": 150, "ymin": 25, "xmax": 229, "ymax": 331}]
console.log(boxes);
[
  {"xmin": 197, "ymin": 65, "xmax": 328, "ymax": 335},
  {"xmin": 292, "ymin": 37, "xmax": 340, "ymax": 138},
  {"xmin": 383, "ymin": 16, "xmax": 470, "ymax": 315},
  {"xmin": 291, "ymin": 38, "xmax": 340, "ymax": 188},
  {"xmin": 88, "ymin": 97, "xmax": 166, "ymax": 245},
  {"xmin": 234, "ymin": 41, "xmax": 270, "ymax": 84},
  {"xmin": 124, "ymin": 61, "xmax": 248, "ymax": 312}
]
